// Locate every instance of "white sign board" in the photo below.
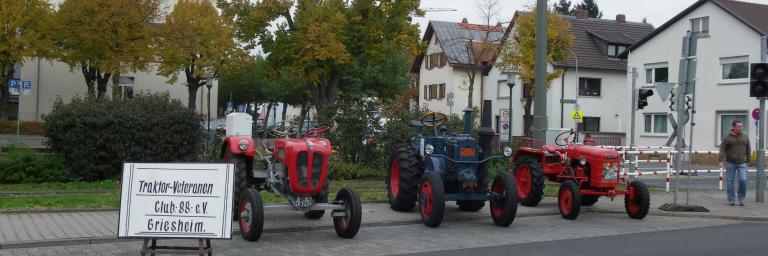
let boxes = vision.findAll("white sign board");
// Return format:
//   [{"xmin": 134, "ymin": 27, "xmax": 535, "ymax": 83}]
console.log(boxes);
[
  {"xmin": 22, "ymin": 81, "xmax": 31, "ymax": 96},
  {"xmin": 499, "ymin": 109, "xmax": 510, "ymax": 141},
  {"xmin": 118, "ymin": 163, "xmax": 234, "ymax": 239}
]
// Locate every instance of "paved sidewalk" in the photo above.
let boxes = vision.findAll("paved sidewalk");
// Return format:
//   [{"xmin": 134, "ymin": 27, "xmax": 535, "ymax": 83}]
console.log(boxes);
[{"xmin": 1, "ymin": 189, "xmax": 765, "ymax": 249}]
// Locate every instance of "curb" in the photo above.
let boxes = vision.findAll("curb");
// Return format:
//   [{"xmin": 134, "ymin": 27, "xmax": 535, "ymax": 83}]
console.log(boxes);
[
  {"xmin": 0, "ymin": 210, "xmax": 560, "ymax": 249},
  {"xmin": 585, "ymin": 209, "xmax": 768, "ymax": 222}
]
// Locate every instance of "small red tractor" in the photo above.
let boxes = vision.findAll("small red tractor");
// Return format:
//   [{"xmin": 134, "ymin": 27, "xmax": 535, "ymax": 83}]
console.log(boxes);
[
  {"xmin": 511, "ymin": 130, "xmax": 650, "ymax": 220},
  {"xmin": 221, "ymin": 113, "xmax": 361, "ymax": 241}
]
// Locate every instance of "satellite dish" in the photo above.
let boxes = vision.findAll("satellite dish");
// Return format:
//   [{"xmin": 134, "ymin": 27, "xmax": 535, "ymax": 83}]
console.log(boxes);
[{"xmin": 459, "ymin": 80, "xmax": 469, "ymax": 90}]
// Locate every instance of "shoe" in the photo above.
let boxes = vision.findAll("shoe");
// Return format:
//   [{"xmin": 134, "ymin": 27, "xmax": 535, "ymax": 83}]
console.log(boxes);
[
  {"xmin": 739, "ymin": 202, "xmax": 744, "ymax": 206},
  {"xmin": 729, "ymin": 201, "xmax": 735, "ymax": 206}
]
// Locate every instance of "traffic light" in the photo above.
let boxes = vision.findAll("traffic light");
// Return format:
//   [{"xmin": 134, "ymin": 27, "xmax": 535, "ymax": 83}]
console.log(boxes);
[
  {"xmin": 669, "ymin": 90, "xmax": 676, "ymax": 111},
  {"xmin": 684, "ymin": 95, "xmax": 693, "ymax": 111},
  {"xmin": 637, "ymin": 88, "xmax": 654, "ymax": 110},
  {"xmin": 751, "ymin": 63, "xmax": 768, "ymax": 97}
]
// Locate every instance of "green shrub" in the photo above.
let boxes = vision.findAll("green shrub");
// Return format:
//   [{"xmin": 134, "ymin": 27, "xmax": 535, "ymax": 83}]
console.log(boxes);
[
  {"xmin": 0, "ymin": 145, "xmax": 71, "ymax": 183},
  {"xmin": 329, "ymin": 160, "xmax": 383, "ymax": 180},
  {"xmin": 42, "ymin": 93, "xmax": 204, "ymax": 181},
  {"xmin": 323, "ymin": 97, "xmax": 381, "ymax": 166}
]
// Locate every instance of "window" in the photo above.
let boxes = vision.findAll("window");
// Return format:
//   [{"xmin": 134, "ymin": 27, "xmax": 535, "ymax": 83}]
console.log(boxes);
[
  {"xmin": 718, "ymin": 112, "xmax": 748, "ymax": 143},
  {"xmin": 645, "ymin": 65, "xmax": 669, "ymax": 84},
  {"xmin": 578, "ymin": 117, "xmax": 600, "ymax": 132},
  {"xmin": 424, "ymin": 84, "xmax": 428, "ymax": 99},
  {"xmin": 438, "ymin": 83, "xmax": 446, "ymax": 98},
  {"xmin": 578, "ymin": 78, "xmax": 601, "ymax": 96},
  {"xmin": 424, "ymin": 84, "xmax": 445, "ymax": 100},
  {"xmin": 607, "ymin": 44, "xmax": 627, "ymax": 57},
  {"xmin": 439, "ymin": 53, "xmax": 447, "ymax": 67},
  {"xmin": 691, "ymin": 17, "xmax": 709, "ymax": 36},
  {"xmin": 721, "ymin": 56, "xmax": 749, "ymax": 80},
  {"xmin": 497, "ymin": 80, "xmax": 510, "ymax": 99},
  {"xmin": 644, "ymin": 114, "xmax": 668, "ymax": 134},
  {"xmin": 429, "ymin": 84, "xmax": 437, "ymax": 99}
]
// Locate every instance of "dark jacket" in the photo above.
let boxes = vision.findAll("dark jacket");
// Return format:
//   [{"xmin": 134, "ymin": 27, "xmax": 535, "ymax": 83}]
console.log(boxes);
[{"xmin": 719, "ymin": 132, "xmax": 751, "ymax": 164}]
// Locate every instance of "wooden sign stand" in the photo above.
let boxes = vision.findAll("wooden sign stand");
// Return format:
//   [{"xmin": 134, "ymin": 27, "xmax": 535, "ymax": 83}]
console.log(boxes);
[{"xmin": 140, "ymin": 238, "xmax": 212, "ymax": 256}]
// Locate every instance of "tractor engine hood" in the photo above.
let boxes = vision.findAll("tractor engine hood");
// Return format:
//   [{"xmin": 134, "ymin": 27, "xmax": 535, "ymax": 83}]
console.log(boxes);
[
  {"xmin": 567, "ymin": 145, "xmax": 621, "ymax": 160},
  {"xmin": 273, "ymin": 138, "xmax": 332, "ymax": 196}
]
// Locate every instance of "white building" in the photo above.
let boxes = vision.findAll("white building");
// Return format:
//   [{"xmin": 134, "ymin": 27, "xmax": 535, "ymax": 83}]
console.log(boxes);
[{"xmin": 625, "ymin": 0, "xmax": 768, "ymax": 150}]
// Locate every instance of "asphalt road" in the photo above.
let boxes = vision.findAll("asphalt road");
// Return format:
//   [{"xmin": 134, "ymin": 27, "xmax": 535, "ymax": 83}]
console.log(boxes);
[{"xmin": 408, "ymin": 222, "xmax": 767, "ymax": 256}]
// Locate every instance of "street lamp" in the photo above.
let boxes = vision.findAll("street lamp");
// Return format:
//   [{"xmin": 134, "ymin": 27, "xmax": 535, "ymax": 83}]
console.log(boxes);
[
  {"xmin": 504, "ymin": 71, "xmax": 519, "ymax": 146},
  {"xmin": 204, "ymin": 76, "xmax": 214, "ymax": 156}
]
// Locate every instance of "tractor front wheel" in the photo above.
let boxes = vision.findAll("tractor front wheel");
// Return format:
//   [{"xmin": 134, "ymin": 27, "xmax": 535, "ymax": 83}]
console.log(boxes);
[
  {"xmin": 419, "ymin": 172, "xmax": 445, "ymax": 228},
  {"xmin": 224, "ymin": 148, "xmax": 252, "ymax": 220},
  {"xmin": 387, "ymin": 145, "xmax": 423, "ymax": 212},
  {"xmin": 489, "ymin": 172, "xmax": 519, "ymax": 227},
  {"xmin": 333, "ymin": 188, "xmax": 362, "ymax": 238},
  {"xmin": 625, "ymin": 181, "xmax": 650, "ymax": 219},
  {"xmin": 513, "ymin": 156, "xmax": 545, "ymax": 207},
  {"xmin": 239, "ymin": 188, "xmax": 264, "ymax": 241},
  {"xmin": 558, "ymin": 180, "xmax": 581, "ymax": 220}
]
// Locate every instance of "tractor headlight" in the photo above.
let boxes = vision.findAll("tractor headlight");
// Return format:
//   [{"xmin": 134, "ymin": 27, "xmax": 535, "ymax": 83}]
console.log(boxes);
[
  {"xmin": 318, "ymin": 140, "xmax": 328, "ymax": 147},
  {"xmin": 238, "ymin": 140, "xmax": 249, "ymax": 151},
  {"xmin": 424, "ymin": 144, "xmax": 435, "ymax": 155},
  {"xmin": 503, "ymin": 146, "xmax": 513, "ymax": 157},
  {"xmin": 579, "ymin": 157, "xmax": 587, "ymax": 166},
  {"xmin": 603, "ymin": 162, "xmax": 611, "ymax": 170}
]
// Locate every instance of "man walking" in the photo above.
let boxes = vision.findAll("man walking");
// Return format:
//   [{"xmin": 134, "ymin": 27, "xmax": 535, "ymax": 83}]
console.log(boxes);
[{"xmin": 719, "ymin": 120, "xmax": 751, "ymax": 206}]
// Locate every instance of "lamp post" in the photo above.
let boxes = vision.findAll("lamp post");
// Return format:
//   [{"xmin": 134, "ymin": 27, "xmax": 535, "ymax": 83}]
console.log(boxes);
[
  {"xmin": 204, "ymin": 76, "xmax": 214, "ymax": 157},
  {"xmin": 506, "ymin": 71, "xmax": 518, "ymax": 146}
]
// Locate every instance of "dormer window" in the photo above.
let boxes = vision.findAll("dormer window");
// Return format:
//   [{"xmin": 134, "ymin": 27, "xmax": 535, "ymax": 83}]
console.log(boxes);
[
  {"xmin": 691, "ymin": 17, "xmax": 709, "ymax": 36},
  {"xmin": 607, "ymin": 44, "xmax": 626, "ymax": 57}
]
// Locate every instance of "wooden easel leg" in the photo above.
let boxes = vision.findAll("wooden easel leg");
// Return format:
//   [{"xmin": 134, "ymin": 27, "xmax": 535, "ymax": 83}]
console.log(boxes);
[
  {"xmin": 151, "ymin": 239, "xmax": 157, "ymax": 256},
  {"xmin": 206, "ymin": 239, "xmax": 212, "ymax": 256},
  {"xmin": 141, "ymin": 239, "xmax": 149, "ymax": 256}
]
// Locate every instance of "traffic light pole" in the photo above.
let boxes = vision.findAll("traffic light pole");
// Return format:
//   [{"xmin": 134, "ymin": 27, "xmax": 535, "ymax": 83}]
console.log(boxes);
[
  {"xmin": 758, "ymin": 35, "xmax": 767, "ymax": 202},
  {"xmin": 629, "ymin": 67, "xmax": 637, "ymax": 175}
]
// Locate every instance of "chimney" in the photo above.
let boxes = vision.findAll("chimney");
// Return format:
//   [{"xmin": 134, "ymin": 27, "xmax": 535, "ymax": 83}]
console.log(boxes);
[
  {"xmin": 616, "ymin": 14, "xmax": 626, "ymax": 24},
  {"xmin": 574, "ymin": 9, "xmax": 588, "ymax": 19},
  {"xmin": 461, "ymin": 17, "xmax": 469, "ymax": 24}
]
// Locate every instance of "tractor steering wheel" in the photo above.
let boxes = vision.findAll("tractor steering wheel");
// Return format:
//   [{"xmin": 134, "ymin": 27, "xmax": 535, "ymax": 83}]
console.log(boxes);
[
  {"xmin": 419, "ymin": 112, "xmax": 448, "ymax": 127},
  {"xmin": 555, "ymin": 130, "xmax": 576, "ymax": 146},
  {"xmin": 303, "ymin": 126, "xmax": 332, "ymax": 138}
]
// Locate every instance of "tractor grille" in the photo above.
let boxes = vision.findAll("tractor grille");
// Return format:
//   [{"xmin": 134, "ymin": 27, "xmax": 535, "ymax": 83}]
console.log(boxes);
[{"xmin": 296, "ymin": 151, "xmax": 323, "ymax": 188}]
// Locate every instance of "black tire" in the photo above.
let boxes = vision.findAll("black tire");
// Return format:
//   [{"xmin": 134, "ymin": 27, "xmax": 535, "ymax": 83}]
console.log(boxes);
[
  {"xmin": 333, "ymin": 188, "xmax": 362, "ymax": 238},
  {"xmin": 513, "ymin": 156, "xmax": 545, "ymax": 207},
  {"xmin": 489, "ymin": 172, "xmax": 519, "ymax": 227},
  {"xmin": 224, "ymin": 148, "xmax": 252, "ymax": 220},
  {"xmin": 581, "ymin": 195, "xmax": 600, "ymax": 206},
  {"xmin": 239, "ymin": 188, "xmax": 264, "ymax": 241},
  {"xmin": 419, "ymin": 172, "xmax": 445, "ymax": 228},
  {"xmin": 387, "ymin": 144, "xmax": 423, "ymax": 212},
  {"xmin": 558, "ymin": 180, "xmax": 581, "ymax": 220},
  {"xmin": 625, "ymin": 181, "xmax": 651, "ymax": 219},
  {"xmin": 457, "ymin": 200, "xmax": 485, "ymax": 211}
]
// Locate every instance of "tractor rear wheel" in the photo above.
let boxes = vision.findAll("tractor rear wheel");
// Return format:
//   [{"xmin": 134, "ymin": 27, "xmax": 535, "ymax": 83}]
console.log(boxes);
[
  {"xmin": 239, "ymin": 188, "xmax": 264, "ymax": 241},
  {"xmin": 558, "ymin": 180, "xmax": 581, "ymax": 220},
  {"xmin": 419, "ymin": 172, "xmax": 445, "ymax": 228},
  {"xmin": 224, "ymin": 148, "xmax": 252, "ymax": 220},
  {"xmin": 581, "ymin": 195, "xmax": 600, "ymax": 206},
  {"xmin": 457, "ymin": 200, "xmax": 485, "ymax": 211},
  {"xmin": 513, "ymin": 156, "xmax": 545, "ymax": 207},
  {"xmin": 333, "ymin": 188, "xmax": 362, "ymax": 238},
  {"xmin": 387, "ymin": 144, "xmax": 422, "ymax": 212},
  {"xmin": 625, "ymin": 181, "xmax": 650, "ymax": 219},
  {"xmin": 490, "ymin": 172, "xmax": 519, "ymax": 227}
]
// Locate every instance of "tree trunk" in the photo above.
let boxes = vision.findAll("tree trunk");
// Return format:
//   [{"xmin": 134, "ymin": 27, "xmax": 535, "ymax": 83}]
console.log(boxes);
[
  {"xmin": 187, "ymin": 84, "xmax": 200, "ymax": 111},
  {"xmin": 281, "ymin": 102, "xmax": 288, "ymax": 127},
  {"xmin": 263, "ymin": 102, "xmax": 273, "ymax": 138},
  {"xmin": 0, "ymin": 68, "xmax": 12, "ymax": 120},
  {"xmin": 112, "ymin": 72, "xmax": 121, "ymax": 100},
  {"xmin": 80, "ymin": 64, "xmax": 96, "ymax": 98},
  {"xmin": 467, "ymin": 73, "xmax": 475, "ymax": 108},
  {"xmin": 309, "ymin": 71, "xmax": 341, "ymax": 120},
  {"xmin": 297, "ymin": 103, "xmax": 310, "ymax": 136},
  {"xmin": 96, "ymin": 71, "xmax": 111, "ymax": 100},
  {"xmin": 523, "ymin": 84, "xmax": 534, "ymax": 137}
]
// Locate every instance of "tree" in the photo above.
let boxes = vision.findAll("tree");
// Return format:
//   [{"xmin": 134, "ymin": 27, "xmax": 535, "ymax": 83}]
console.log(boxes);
[
  {"xmin": 219, "ymin": 0, "xmax": 420, "ymax": 118},
  {"xmin": 552, "ymin": 0, "xmax": 572, "ymax": 15},
  {"xmin": 498, "ymin": 9, "xmax": 574, "ymax": 136},
  {"xmin": 574, "ymin": 0, "xmax": 602, "ymax": 18},
  {"xmin": 52, "ymin": 0, "xmax": 161, "ymax": 99},
  {"xmin": 157, "ymin": 0, "xmax": 243, "ymax": 110},
  {"xmin": 0, "ymin": 0, "xmax": 52, "ymax": 120}
]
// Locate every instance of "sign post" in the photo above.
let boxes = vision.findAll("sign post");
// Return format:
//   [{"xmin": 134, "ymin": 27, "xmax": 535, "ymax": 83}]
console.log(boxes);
[
  {"xmin": 500, "ymin": 109, "xmax": 510, "ymax": 145},
  {"xmin": 118, "ymin": 163, "xmax": 234, "ymax": 254}
]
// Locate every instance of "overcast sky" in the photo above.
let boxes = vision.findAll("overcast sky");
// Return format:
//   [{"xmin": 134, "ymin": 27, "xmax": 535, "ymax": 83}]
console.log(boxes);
[{"xmin": 413, "ymin": 0, "xmax": 768, "ymax": 34}]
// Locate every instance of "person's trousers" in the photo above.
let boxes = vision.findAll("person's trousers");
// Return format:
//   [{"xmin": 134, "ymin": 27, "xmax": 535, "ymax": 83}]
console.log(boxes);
[{"xmin": 725, "ymin": 162, "xmax": 748, "ymax": 202}]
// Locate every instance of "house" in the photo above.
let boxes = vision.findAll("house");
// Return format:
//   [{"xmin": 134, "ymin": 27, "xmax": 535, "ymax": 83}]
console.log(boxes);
[
  {"xmin": 11, "ymin": 58, "xmax": 218, "ymax": 122},
  {"xmin": 625, "ymin": 0, "xmax": 768, "ymax": 150}
]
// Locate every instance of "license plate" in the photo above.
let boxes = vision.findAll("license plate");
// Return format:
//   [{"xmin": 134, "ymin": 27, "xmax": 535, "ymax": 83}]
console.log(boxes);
[
  {"xmin": 291, "ymin": 196, "xmax": 314, "ymax": 208},
  {"xmin": 603, "ymin": 170, "xmax": 617, "ymax": 181}
]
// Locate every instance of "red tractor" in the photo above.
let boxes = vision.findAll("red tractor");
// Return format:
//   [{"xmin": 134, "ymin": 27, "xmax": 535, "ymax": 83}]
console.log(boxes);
[
  {"xmin": 221, "ymin": 113, "xmax": 361, "ymax": 241},
  {"xmin": 511, "ymin": 130, "xmax": 650, "ymax": 220}
]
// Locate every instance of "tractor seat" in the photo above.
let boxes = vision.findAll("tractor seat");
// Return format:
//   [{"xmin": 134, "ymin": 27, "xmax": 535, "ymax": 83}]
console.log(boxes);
[
  {"xmin": 543, "ymin": 145, "xmax": 565, "ymax": 154},
  {"xmin": 410, "ymin": 120, "xmax": 424, "ymax": 128},
  {"xmin": 261, "ymin": 139, "xmax": 277, "ymax": 152}
]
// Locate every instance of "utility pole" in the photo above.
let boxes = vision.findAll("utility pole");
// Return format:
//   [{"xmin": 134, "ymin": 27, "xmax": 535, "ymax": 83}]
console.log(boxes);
[
  {"xmin": 629, "ymin": 67, "xmax": 638, "ymax": 174},
  {"xmin": 757, "ymin": 36, "xmax": 767, "ymax": 203},
  {"xmin": 533, "ymin": 0, "xmax": 549, "ymax": 141}
]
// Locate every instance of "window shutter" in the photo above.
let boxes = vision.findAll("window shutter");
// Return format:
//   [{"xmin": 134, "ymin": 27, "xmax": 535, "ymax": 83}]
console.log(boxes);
[
  {"xmin": 439, "ymin": 83, "xmax": 446, "ymax": 98},
  {"xmin": 440, "ymin": 53, "xmax": 447, "ymax": 67},
  {"xmin": 424, "ymin": 84, "xmax": 428, "ymax": 99}
]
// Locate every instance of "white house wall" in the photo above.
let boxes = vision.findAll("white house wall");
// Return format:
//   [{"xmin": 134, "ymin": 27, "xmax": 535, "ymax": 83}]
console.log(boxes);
[{"xmin": 628, "ymin": 1, "xmax": 763, "ymax": 151}]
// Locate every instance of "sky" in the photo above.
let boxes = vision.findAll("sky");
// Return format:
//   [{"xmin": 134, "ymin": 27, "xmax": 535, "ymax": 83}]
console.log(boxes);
[{"xmin": 413, "ymin": 0, "xmax": 768, "ymax": 35}]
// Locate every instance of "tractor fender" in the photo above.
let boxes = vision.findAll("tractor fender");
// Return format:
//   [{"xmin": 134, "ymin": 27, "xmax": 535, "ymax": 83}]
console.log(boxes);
[
  {"xmin": 221, "ymin": 136, "xmax": 256, "ymax": 158},
  {"xmin": 425, "ymin": 156, "xmax": 448, "ymax": 178},
  {"xmin": 511, "ymin": 147, "xmax": 545, "ymax": 163}
]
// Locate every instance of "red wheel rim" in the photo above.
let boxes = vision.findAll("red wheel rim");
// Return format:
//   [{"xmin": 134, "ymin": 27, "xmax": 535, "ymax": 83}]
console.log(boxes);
[
  {"xmin": 514, "ymin": 165, "xmax": 531, "ymax": 199},
  {"xmin": 626, "ymin": 186, "xmax": 640, "ymax": 213},
  {"xmin": 390, "ymin": 159, "xmax": 400, "ymax": 198},
  {"xmin": 490, "ymin": 179, "xmax": 505, "ymax": 218},
  {"xmin": 420, "ymin": 181, "xmax": 433, "ymax": 218},
  {"xmin": 239, "ymin": 198, "xmax": 250, "ymax": 234},
  {"xmin": 334, "ymin": 198, "xmax": 349, "ymax": 230},
  {"xmin": 560, "ymin": 188, "xmax": 572, "ymax": 215}
]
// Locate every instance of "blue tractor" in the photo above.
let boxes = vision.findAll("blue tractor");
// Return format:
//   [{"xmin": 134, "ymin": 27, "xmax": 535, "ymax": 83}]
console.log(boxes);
[{"xmin": 387, "ymin": 100, "xmax": 518, "ymax": 227}]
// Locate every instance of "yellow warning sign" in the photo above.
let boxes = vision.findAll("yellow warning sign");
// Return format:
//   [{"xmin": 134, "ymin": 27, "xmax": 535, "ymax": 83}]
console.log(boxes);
[{"xmin": 571, "ymin": 110, "xmax": 583, "ymax": 121}]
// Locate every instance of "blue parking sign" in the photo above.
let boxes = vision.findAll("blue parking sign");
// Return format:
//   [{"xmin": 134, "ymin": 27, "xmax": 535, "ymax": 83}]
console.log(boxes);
[
  {"xmin": 8, "ymin": 80, "xmax": 19, "ymax": 95},
  {"xmin": 237, "ymin": 105, "xmax": 245, "ymax": 113},
  {"xmin": 22, "ymin": 81, "xmax": 31, "ymax": 96}
]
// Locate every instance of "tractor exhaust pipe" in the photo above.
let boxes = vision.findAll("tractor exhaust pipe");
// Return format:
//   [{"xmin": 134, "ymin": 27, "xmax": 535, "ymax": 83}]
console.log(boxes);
[
  {"xmin": 478, "ymin": 100, "xmax": 494, "ymax": 153},
  {"xmin": 463, "ymin": 107, "xmax": 473, "ymax": 135}
]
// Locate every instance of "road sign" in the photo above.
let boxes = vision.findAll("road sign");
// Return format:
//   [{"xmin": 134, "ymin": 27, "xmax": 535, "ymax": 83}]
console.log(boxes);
[
  {"xmin": 118, "ymin": 163, "xmax": 234, "ymax": 239},
  {"xmin": 753, "ymin": 108, "xmax": 761, "ymax": 120},
  {"xmin": 654, "ymin": 82, "xmax": 675, "ymax": 102},
  {"xmin": 500, "ymin": 109, "xmax": 510, "ymax": 122},
  {"xmin": 236, "ymin": 105, "xmax": 245, "ymax": 113},
  {"xmin": 560, "ymin": 99, "xmax": 577, "ymax": 104},
  {"xmin": 226, "ymin": 102, "xmax": 233, "ymax": 113},
  {"xmin": 500, "ymin": 121, "xmax": 510, "ymax": 141},
  {"xmin": 570, "ymin": 110, "xmax": 583, "ymax": 121},
  {"xmin": 665, "ymin": 113, "xmax": 687, "ymax": 148},
  {"xmin": 8, "ymin": 80, "xmax": 19, "ymax": 95},
  {"xmin": 22, "ymin": 81, "xmax": 31, "ymax": 96}
]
